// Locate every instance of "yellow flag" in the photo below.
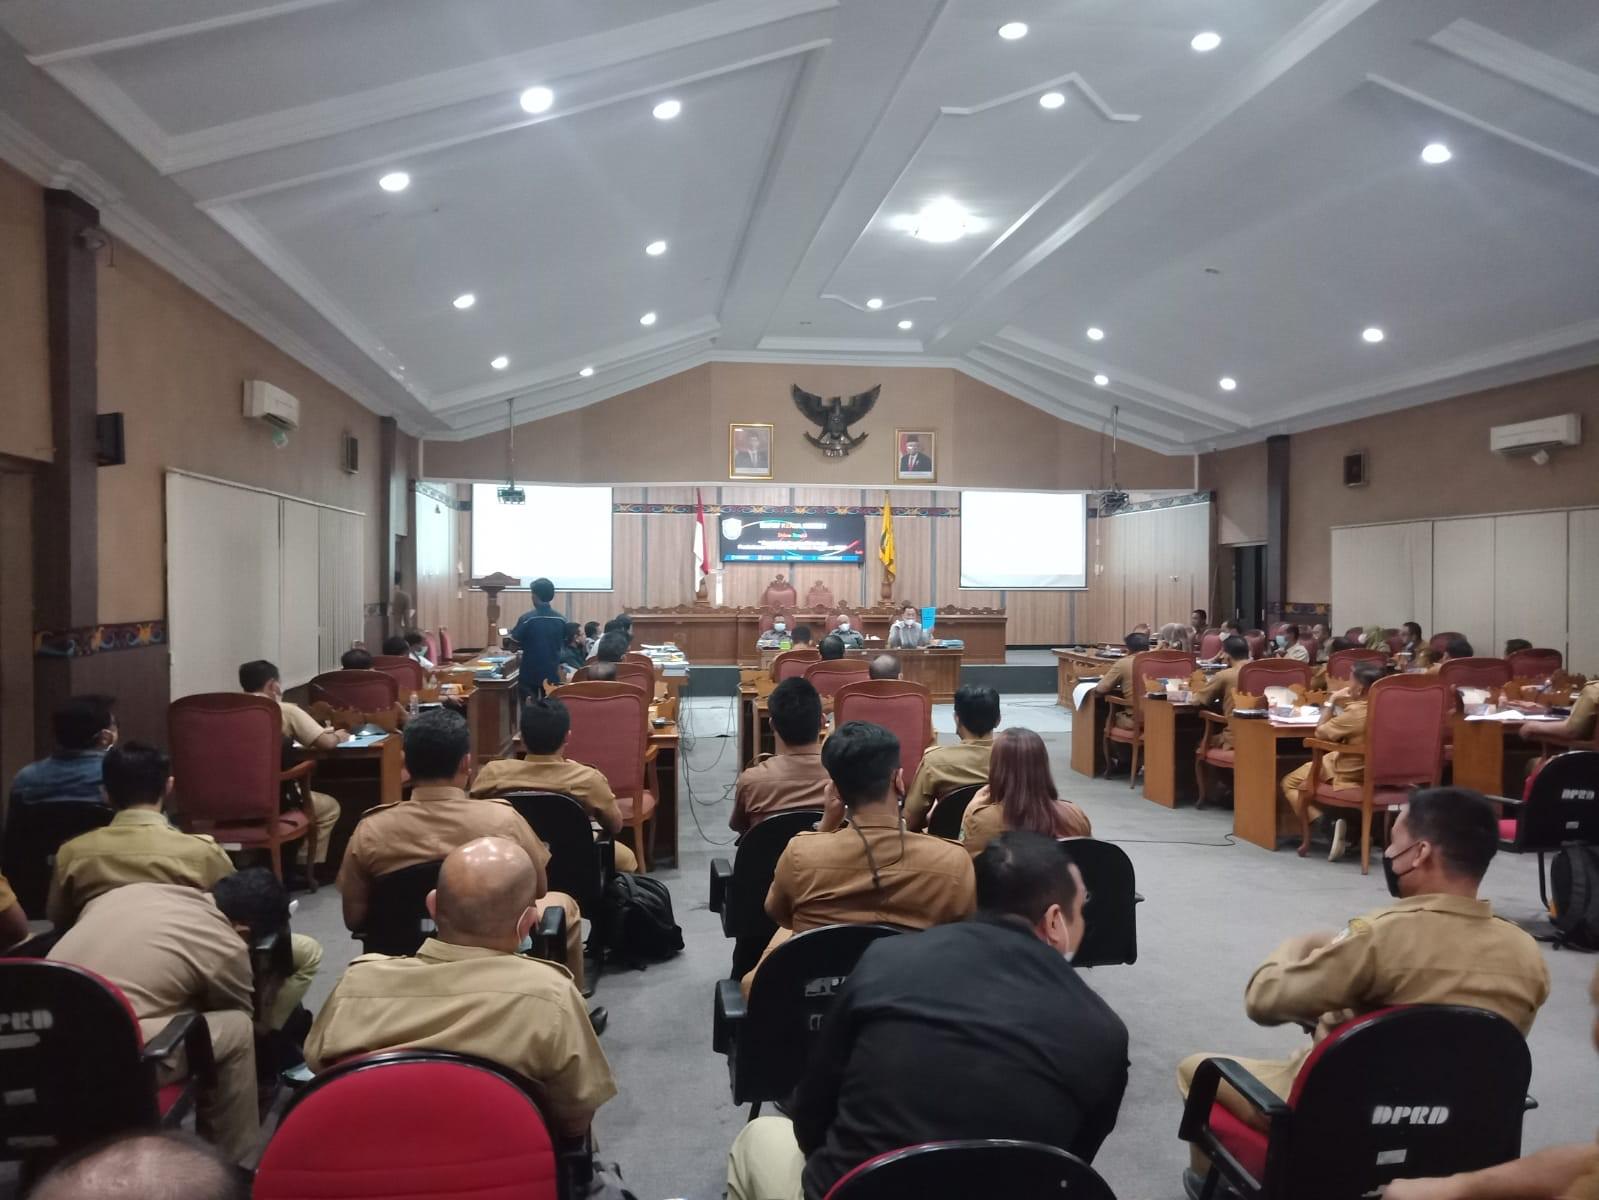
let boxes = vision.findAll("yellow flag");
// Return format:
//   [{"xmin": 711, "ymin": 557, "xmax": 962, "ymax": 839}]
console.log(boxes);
[{"xmin": 879, "ymin": 501, "xmax": 896, "ymax": 582}]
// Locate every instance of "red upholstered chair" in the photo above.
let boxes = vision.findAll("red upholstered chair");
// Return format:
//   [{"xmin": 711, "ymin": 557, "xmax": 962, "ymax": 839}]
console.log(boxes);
[
  {"xmin": 623, "ymin": 651, "xmax": 654, "ymax": 667},
  {"xmin": 1327, "ymin": 647, "xmax": 1386, "ymax": 681},
  {"xmin": 1299, "ymin": 674, "xmax": 1450, "ymax": 873},
  {"xmin": 1198, "ymin": 632, "xmax": 1224, "ymax": 660},
  {"xmin": 1428, "ymin": 631, "xmax": 1463, "ymax": 657},
  {"xmin": 424, "ymin": 629, "xmax": 441, "ymax": 664},
  {"xmin": 1195, "ymin": 660, "xmax": 1313, "ymax": 805},
  {"xmin": 804, "ymin": 658, "xmax": 872, "ymax": 699},
  {"xmin": 1297, "ymin": 635, "xmax": 1321, "ymax": 661},
  {"xmin": 372, "ymin": 654, "xmax": 427, "ymax": 693},
  {"xmin": 1244, "ymin": 631, "xmax": 1267, "ymax": 659},
  {"xmin": 1343, "ymin": 626, "xmax": 1364, "ymax": 640},
  {"xmin": 168, "ymin": 693, "xmax": 318, "ymax": 884},
  {"xmin": 552, "ymin": 681, "xmax": 657, "ymax": 870},
  {"xmin": 1496, "ymin": 751, "xmax": 1599, "ymax": 930},
  {"xmin": 762, "ymin": 575, "xmax": 799, "ymax": 610},
  {"xmin": 834, "ymin": 680, "xmax": 934, "ymax": 784},
  {"xmin": 438, "ymin": 626, "xmax": 455, "ymax": 661},
  {"xmin": 310, "ymin": 668, "xmax": 400, "ymax": 711},
  {"xmin": 614, "ymin": 660, "xmax": 656, "ymax": 697},
  {"xmin": 1438, "ymin": 657, "xmax": 1511, "ymax": 694},
  {"xmin": 0, "ymin": 959, "xmax": 215, "ymax": 1174},
  {"xmin": 1103, "ymin": 651, "xmax": 1196, "ymax": 788},
  {"xmin": 806, "ymin": 580, "xmax": 835, "ymax": 610},
  {"xmin": 254, "ymin": 1050, "xmax": 569, "ymax": 1200},
  {"xmin": 823, "ymin": 1141, "xmax": 1117, "ymax": 1200},
  {"xmin": 1179, "ymin": 1006, "xmax": 1531, "ymax": 1200},
  {"xmin": 1507, "ymin": 647, "xmax": 1563, "ymax": 679},
  {"xmin": 1383, "ymin": 628, "xmax": 1405, "ymax": 655},
  {"xmin": 771, "ymin": 648, "xmax": 821, "ymax": 681}
]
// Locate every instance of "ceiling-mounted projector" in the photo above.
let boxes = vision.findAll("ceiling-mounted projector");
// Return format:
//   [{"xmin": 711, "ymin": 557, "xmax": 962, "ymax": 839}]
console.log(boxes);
[
  {"xmin": 1097, "ymin": 489, "xmax": 1130, "ymax": 515},
  {"xmin": 497, "ymin": 485, "xmax": 526, "ymax": 505}
]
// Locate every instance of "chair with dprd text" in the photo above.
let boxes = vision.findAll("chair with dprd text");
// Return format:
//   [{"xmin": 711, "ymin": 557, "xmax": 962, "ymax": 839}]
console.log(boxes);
[
  {"xmin": 713, "ymin": 923, "xmax": 903, "ymax": 1116},
  {"xmin": 254, "ymin": 1050, "xmax": 578, "ymax": 1200},
  {"xmin": 1063, "ymin": 838, "xmax": 1138, "ymax": 968},
  {"xmin": 710, "ymin": 808, "xmax": 823, "ymax": 979},
  {"xmin": 168, "ymin": 693, "xmax": 318, "ymax": 885},
  {"xmin": 310, "ymin": 669, "xmax": 399, "ymax": 712},
  {"xmin": 1195, "ymin": 659, "xmax": 1313, "ymax": 805},
  {"xmin": 1507, "ymin": 647, "xmax": 1564, "ymax": 679},
  {"xmin": 771, "ymin": 648, "xmax": 821, "ymax": 681},
  {"xmin": 1327, "ymin": 647, "xmax": 1386, "ymax": 682},
  {"xmin": 834, "ymin": 680, "xmax": 933, "ymax": 785},
  {"xmin": 925, "ymin": 783, "xmax": 983, "ymax": 840},
  {"xmin": 1180, "ymin": 1006, "xmax": 1531, "ymax": 1200},
  {"xmin": 804, "ymin": 658, "xmax": 871, "ymax": 700},
  {"xmin": 1298, "ymin": 674, "xmax": 1450, "ymax": 873},
  {"xmin": 1102, "ymin": 650, "xmax": 1196, "ymax": 787},
  {"xmin": 1, "ymin": 798, "xmax": 111, "ymax": 914},
  {"xmin": 372, "ymin": 655, "xmax": 427, "ymax": 694},
  {"xmin": 1495, "ymin": 750, "xmax": 1599, "ymax": 931},
  {"xmin": 0, "ymin": 959, "xmax": 216, "ymax": 1180},
  {"xmin": 553, "ymin": 681, "xmax": 658, "ymax": 871},
  {"xmin": 824, "ymin": 1141, "xmax": 1118, "ymax": 1200},
  {"xmin": 359, "ymin": 858, "xmax": 566, "ymax": 961},
  {"xmin": 505, "ymin": 791, "xmax": 616, "ymax": 967}
]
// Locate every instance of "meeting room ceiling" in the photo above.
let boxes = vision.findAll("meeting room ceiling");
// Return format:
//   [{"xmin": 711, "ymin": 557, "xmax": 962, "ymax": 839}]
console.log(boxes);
[{"xmin": 2, "ymin": 0, "xmax": 1597, "ymax": 453}]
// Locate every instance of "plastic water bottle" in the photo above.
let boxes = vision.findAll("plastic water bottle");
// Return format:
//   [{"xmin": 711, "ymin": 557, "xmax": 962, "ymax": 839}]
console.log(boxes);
[{"xmin": 408, "ymin": 691, "xmax": 420, "ymax": 718}]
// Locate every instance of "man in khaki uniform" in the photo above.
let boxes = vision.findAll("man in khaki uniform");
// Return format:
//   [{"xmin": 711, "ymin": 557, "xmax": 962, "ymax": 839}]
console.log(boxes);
[
  {"xmin": 1193, "ymin": 634, "xmax": 1251, "ymax": 749},
  {"xmin": 238, "ymin": 660, "xmax": 342, "ymax": 869},
  {"xmin": 47, "ymin": 741, "xmax": 322, "ymax": 1027},
  {"xmin": 731, "ymin": 678, "xmax": 831, "ymax": 833},
  {"xmin": 308, "ymin": 837, "xmax": 615, "ymax": 1140},
  {"xmin": 1176, "ymin": 790, "xmax": 1550, "ymax": 1167},
  {"xmin": 1093, "ymin": 633, "xmax": 1150, "ymax": 734},
  {"xmin": 471, "ymin": 695, "xmax": 638, "ymax": 873},
  {"xmin": 743, "ymin": 721, "xmax": 976, "ymax": 997},
  {"xmin": 1520, "ymin": 678, "xmax": 1599, "ymax": 748},
  {"xmin": 0, "ymin": 870, "xmax": 27, "ymax": 948},
  {"xmin": 1280, "ymin": 660, "xmax": 1386, "ymax": 857},
  {"xmin": 905, "ymin": 684, "xmax": 1001, "ymax": 830},
  {"xmin": 49, "ymin": 873, "xmax": 301, "ymax": 1162},
  {"xmin": 337, "ymin": 708, "xmax": 585, "ymax": 986}
]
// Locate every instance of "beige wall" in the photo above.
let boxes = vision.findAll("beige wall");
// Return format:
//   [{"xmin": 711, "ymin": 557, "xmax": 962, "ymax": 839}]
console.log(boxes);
[
  {"xmin": 1202, "ymin": 443, "xmax": 1266, "ymax": 546},
  {"xmin": 96, "ymin": 241, "xmax": 387, "ymax": 624},
  {"xmin": 423, "ymin": 362, "xmax": 1193, "ymax": 491},
  {"xmin": 1288, "ymin": 364, "xmax": 1599, "ymax": 602},
  {"xmin": 0, "ymin": 160, "xmax": 52, "ymax": 463}
]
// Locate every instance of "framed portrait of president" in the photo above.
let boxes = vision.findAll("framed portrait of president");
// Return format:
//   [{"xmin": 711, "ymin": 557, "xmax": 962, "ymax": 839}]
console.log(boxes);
[
  {"xmin": 895, "ymin": 429, "xmax": 936, "ymax": 482},
  {"xmin": 729, "ymin": 423, "xmax": 773, "ymax": 479}
]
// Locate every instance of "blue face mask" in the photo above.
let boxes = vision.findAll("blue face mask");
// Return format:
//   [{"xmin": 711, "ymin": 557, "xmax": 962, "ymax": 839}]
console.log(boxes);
[{"xmin": 1276, "ymin": 634, "xmax": 1289, "ymax": 648}]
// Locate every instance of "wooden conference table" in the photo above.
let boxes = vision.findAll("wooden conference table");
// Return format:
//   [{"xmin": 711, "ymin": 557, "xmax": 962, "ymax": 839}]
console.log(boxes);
[
  {"xmin": 754, "ymin": 646, "xmax": 964, "ymax": 702},
  {"xmin": 629, "ymin": 607, "xmax": 1007, "ymax": 665}
]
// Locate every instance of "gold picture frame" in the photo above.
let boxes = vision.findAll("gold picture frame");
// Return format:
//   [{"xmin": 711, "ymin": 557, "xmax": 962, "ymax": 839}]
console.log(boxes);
[
  {"xmin": 894, "ymin": 429, "xmax": 936, "ymax": 482},
  {"xmin": 730, "ymin": 423, "xmax": 774, "ymax": 479}
]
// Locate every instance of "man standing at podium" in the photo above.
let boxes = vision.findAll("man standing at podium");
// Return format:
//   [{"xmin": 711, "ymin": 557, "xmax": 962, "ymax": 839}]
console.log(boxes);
[{"xmin": 510, "ymin": 577, "xmax": 566, "ymax": 698}]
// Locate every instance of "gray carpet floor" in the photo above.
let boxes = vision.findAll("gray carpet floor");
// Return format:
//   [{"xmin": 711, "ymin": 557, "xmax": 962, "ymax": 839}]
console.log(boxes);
[{"xmin": 292, "ymin": 694, "xmax": 1598, "ymax": 1200}]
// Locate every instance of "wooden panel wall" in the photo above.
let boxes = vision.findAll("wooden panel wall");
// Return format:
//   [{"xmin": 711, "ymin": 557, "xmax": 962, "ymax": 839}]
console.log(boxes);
[{"xmin": 417, "ymin": 486, "xmax": 1214, "ymax": 649}]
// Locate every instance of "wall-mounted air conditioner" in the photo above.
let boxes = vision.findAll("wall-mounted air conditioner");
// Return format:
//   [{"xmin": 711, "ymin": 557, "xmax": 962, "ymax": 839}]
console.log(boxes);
[
  {"xmin": 243, "ymin": 379, "xmax": 301, "ymax": 431},
  {"xmin": 1489, "ymin": 414, "xmax": 1580, "ymax": 456}
]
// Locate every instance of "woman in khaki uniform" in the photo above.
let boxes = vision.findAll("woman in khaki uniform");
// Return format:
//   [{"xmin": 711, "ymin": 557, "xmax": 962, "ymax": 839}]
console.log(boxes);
[{"xmin": 961, "ymin": 728, "xmax": 1090, "ymax": 857}]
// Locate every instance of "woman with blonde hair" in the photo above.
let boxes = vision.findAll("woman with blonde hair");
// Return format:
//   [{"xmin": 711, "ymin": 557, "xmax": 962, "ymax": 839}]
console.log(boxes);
[
  {"xmin": 1157, "ymin": 621, "xmax": 1193, "ymax": 652},
  {"xmin": 960, "ymin": 727, "xmax": 1091, "ymax": 856}
]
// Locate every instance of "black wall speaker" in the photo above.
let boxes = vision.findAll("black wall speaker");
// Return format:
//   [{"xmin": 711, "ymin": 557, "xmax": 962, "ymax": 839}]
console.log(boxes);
[
  {"xmin": 95, "ymin": 412, "xmax": 125, "ymax": 466},
  {"xmin": 342, "ymin": 432, "xmax": 359, "ymax": 474},
  {"xmin": 1342, "ymin": 450, "xmax": 1368, "ymax": 488}
]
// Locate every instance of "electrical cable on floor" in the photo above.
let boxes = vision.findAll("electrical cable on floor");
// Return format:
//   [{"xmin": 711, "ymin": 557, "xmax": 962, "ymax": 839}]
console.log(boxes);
[
  {"xmin": 1105, "ymin": 833, "xmax": 1239, "ymax": 848},
  {"xmin": 673, "ymin": 684, "xmax": 739, "ymax": 847}
]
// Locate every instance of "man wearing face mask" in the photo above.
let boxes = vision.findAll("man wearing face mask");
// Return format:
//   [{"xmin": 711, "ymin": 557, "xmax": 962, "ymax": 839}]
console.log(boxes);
[
  {"xmin": 757, "ymin": 614, "xmax": 794, "ymax": 650},
  {"xmin": 1175, "ymin": 788, "xmax": 1549, "ymax": 1182},
  {"xmin": 830, "ymin": 616, "xmax": 864, "ymax": 649},
  {"xmin": 727, "ymin": 831, "xmax": 1127, "ymax": 1200}
]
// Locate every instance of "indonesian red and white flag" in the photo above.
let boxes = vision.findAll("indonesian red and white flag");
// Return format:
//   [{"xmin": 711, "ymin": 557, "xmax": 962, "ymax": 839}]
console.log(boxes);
[{"xmin": 693, "ymin": 489, "xmax": 710, "ymax": 588}]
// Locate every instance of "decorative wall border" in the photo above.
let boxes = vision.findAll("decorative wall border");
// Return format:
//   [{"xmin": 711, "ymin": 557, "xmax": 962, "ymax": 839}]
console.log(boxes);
[
  {"xmin": 1090, "ymin": 490, "xmax": 1213, "ymax": 517},
  {"xmin": 614, "ymin": 502, "xmax": 960, "ymax": 517},
  {"xmin": 35, "ymin": 620, "xmax": 167, "ymax": 658},
  {"xmin": 413, "ymin": 481, "xmax": 469, "ymax": 510}
]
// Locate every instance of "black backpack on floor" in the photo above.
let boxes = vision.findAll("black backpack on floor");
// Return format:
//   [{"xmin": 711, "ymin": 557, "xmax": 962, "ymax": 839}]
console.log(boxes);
[
  {"xmin": 1551, "ymin": 845, "xmax": 1599, "ymax": 950},
  {"xmin": 601, "ymin": 873, "xmax": 684, "ymax": 966}
]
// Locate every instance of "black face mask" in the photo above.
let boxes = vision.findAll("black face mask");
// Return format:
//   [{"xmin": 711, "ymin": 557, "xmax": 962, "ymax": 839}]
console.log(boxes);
[{"xmin": 1383, "ymin": 842, "xmax": 1418, "ymax": 898}]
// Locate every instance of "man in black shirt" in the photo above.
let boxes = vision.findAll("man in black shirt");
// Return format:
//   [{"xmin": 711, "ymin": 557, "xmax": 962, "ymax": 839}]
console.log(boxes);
[
  {"xmin": 726, "ymin": 831, "xmax": 1129, "ymax": 1200},
  {"xmin": 510, "ymin": 577, "xmax": 565, "ymax": 697}
]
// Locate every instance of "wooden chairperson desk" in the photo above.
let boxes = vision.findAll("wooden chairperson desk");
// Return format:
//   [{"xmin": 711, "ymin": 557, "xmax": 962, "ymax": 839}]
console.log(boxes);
[
  {"xmin": 629, "ymin": 606, "xmax": 1007, "ymax": 666},
  {"xmin": 1231, "ymin": 715, "xmax": 1314, "ymax": 850},
  {"xmin": 849, "ymin": 647, "xmax": 962, "ymax": 702}
]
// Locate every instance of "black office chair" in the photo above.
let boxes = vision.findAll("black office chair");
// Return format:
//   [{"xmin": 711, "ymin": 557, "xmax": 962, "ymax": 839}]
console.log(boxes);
[
  {"xmin": 713, "ymin": 923, "xmax": 901, "ymax": 1117},
  {"xmin": 361, "ymin": 860, "xmax": 565, "ymax": 963},
  {"xmin": 1, "ymin": 798, "xmax": 112, "ymax": 914},
  {"xmin": 824, "ymin": 1140, "xmax": 1118, "ymax": 1200},
  {"xmin": 925, "ymin": 784, "xmax": 983, "ymax": 840},
  {"xmin": 710, "ymin": 809, "xmax": 823, "ymax": 979},
  {"xmin": 1061, "ymin": 838, "xmax": 1139, "ymax": 967},
  {"xmin": 1493, "ymin": 751, "xmax": 1599, "ymax": 934},
  {"xmin": 0, "ymin": 959, "xmax": 215, "ymax": 1182},
  {"xmin": 505, "ymin": 791, "xmax": 616, "ymax": 973},
  {"xmin": 1180, "ymin": 1006, "xmax": 1532, "ymax": 1200}
]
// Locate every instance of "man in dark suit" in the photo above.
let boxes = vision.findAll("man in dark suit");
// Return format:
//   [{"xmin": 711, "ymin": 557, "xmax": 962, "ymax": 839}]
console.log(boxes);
[
  {"xmin": 898, "ymin": 435, "xmax": 931, "ymax": 474},
  {"xmin": 735, "ymin": 430, "xmax": 769, "ymax": 471}
]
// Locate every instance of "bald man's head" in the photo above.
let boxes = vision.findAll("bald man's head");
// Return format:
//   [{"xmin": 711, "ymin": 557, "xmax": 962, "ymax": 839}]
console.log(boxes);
[
  {"xmin": 31, "ymin": 1132, "xmax": 245, "ymax": 1200},
  {"xmin": 427, "ymin": 836, "xmax": 540, "ymax": 950},
  {"xmin": 868, "ymin": 654, "xmax": 901, "ymax": 680}
]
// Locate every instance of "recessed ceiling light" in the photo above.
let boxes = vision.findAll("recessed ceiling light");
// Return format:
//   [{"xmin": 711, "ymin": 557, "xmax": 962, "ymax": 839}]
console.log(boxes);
[
  {"xmin": 1190, "ymin": 31, "xmax": 1222, "ymax": 52},
  {"xmin": 652, "ymin": 99, "xmax": 681, "ymax": 121},
  {"xmin": 898, "ymin": 319, "xmax": 914, "ymax": 330},
  {"xmin": 1039, "ymin": 91, "xmax": 1066, "ymax": 110},
  {"xmin": 640, "ymin": 311, "xmax": 657, "ymax": 326},
  {"xmin": 1420, "ymin": 142, "xmax": 1452, "ymax": 164},
  {"xmin": 490, "ymin": 355, "xmax": 509, "ymax": 370},
  {"xmin": 1362, "ymin": 326, "xmax": 1385, "ymax": 343},
  {"xmin": 519, "ymin": 86, "xmax": 554, "ymax": 114},
  {"xmin": 377, "ymin": 171, "xmax": 410, "ymax": 193},
  {"xmin": 1218, "ymin": 376, "xmax": 1237, "ymax": 391},
  {"xmin": 866, "ymin": 297, "xmax": 884, "ymax": 310},
  {"xmin": 452, "ymin": 293, "xmax": 476, "ymax": 310},
  {"xmin": 1093, "ymin": 373, "xmax": 1109, "ymax": 387},
  {"xmin": 909, "ymin": 197, "xmax": 970, "ymax": 243},
  {"xmin": 645, "ymin": 240, "xmax": 667, "ymax": 256},
  {"xmin": 1086, "ymin": 326, "xmax": 1105, "ymax": 341},
  {"xmin": 998, "ymin": 21, "xmax": 1028, "ymax": 40},
  {"xmin": 579, "ymin": 366, "xmax": 594, "ymax": 378}
]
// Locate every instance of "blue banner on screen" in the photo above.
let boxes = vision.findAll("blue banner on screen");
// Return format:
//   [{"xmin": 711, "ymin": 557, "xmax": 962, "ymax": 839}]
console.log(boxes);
[{"xmin": 719, "ymin": 513, "xmax": 866, "ymax": 563}]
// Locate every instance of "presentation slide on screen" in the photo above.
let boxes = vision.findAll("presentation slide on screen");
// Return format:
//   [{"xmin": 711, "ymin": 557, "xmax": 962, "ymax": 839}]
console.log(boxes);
[
  {"xmin": 960, "ymin": 490, "xmax": 1087, "ymax": 589},
  {"xmin": 719, "ymin": 513, "xmax": 866, "ymax": 563},
  {"xmin": 471, "ymin": 484, "xmax": 613, "ymax": 589}
]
